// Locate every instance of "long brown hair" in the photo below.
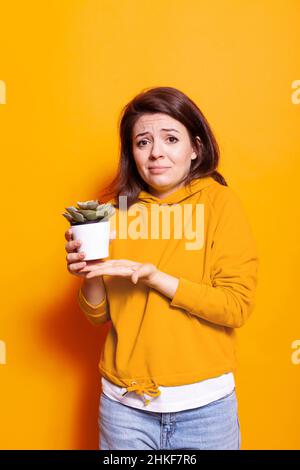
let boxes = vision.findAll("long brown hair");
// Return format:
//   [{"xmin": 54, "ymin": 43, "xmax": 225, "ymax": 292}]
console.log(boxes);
[{"xmin": 98, "ymin": 86, "xmax": 227, "ymax": 208}]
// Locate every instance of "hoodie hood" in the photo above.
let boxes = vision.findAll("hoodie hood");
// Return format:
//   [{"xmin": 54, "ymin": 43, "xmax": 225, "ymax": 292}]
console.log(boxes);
[{"xmin": 137, "ymin": 176, "xmax": 216, "ymax": 205}]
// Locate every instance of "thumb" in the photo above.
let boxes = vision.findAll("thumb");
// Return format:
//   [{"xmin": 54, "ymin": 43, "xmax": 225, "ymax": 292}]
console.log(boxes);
[{"xmin": 131, "ymin": 267, "xmax": 139, "ymax": 284}]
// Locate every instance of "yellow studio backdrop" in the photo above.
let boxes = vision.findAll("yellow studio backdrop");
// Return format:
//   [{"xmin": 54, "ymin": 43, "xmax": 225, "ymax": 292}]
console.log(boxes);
[{"xmin": 0, "ymin": 0, "xmax": 299, "ymax": 450}]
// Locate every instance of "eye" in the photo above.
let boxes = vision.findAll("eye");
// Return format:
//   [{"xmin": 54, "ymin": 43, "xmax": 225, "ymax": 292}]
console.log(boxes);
[
  {"xmin": 136, "ymin": 136, "xmax": 179, "ymax": 148},
  {"xmin": 137, "ymin": 139, "xmax": 148, "ymax": 147},
  {"xmin": 168, "ymin": 136, "xmax": 178, "ymax": 143}
]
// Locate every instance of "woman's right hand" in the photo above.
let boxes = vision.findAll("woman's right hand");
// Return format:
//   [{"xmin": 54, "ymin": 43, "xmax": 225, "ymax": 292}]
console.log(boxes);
[{"xmin": 65, "ymin": 227, "xmax": 116, "ymax": 279}]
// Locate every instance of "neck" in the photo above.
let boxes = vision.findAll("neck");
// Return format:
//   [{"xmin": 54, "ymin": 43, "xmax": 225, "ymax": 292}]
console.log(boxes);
[{"xmin": 149, "ymin": 180, "xmax": 185, "ymax": 200}]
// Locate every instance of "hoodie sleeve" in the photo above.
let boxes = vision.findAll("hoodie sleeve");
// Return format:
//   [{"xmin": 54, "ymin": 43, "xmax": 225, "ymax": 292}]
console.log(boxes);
[
  {"xmin": 77, "ymin": 286, "xmax": 110, "ymax": 325},
  {"xmin": 170, "ymin": 188, "xmax": 259, "ymax": 328}
]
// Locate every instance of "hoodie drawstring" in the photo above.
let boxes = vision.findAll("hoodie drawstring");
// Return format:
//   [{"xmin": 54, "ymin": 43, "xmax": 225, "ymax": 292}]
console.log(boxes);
[{"xmin": 122, "ymin": 380, "xmax": 161, "ymax": 406}]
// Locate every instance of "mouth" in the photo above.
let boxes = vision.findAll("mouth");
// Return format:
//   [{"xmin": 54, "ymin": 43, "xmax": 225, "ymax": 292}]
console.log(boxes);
[{"xmin": 148, "ymin": 166, "xmax": 171, "ymax": 174}]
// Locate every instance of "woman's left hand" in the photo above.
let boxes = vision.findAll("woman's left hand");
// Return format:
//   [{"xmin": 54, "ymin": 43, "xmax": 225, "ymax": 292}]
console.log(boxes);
[{"xmin": 79, "ymin": 259, "xmax": 159, "ymax": 285}]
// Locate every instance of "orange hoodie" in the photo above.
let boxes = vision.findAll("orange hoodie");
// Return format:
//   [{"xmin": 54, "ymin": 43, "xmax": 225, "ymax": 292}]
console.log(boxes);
[{"xmin": 78, "ymin": 176, "xmax": 259, "ymax": 404}]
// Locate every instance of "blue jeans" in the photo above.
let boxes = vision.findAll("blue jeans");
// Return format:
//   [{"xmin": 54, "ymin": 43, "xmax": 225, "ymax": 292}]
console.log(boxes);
[{"xmin": 99, "ymin": 388, "xmax": 241, "ymax": 450}]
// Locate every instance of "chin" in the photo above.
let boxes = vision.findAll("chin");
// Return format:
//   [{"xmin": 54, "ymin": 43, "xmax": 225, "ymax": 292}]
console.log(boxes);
[{"xmin": 147, "ymin": 176, "xmax": 172, "ymax": 187}]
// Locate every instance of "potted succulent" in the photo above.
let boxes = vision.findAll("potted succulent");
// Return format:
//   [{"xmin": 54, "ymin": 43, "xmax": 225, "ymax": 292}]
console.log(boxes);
[{"xmin": 62, "ymin": 200, "xmax": 115, "ymax": 260}]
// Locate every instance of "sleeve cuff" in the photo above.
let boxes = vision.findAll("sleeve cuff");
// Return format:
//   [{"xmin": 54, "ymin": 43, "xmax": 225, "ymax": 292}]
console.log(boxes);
[
  {"xmin": 170, "ymin": 277, "xmax": 206, "ymax": 313},
  {"xmin": 78, "ymin": 286, "xmax": 107, "ymax": 317}
]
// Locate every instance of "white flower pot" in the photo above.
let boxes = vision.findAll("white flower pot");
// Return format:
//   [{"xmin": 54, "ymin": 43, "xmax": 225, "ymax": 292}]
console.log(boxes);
[{"xmin": 71, "ymin": 220, "xmax": 110, "ymax": 261}]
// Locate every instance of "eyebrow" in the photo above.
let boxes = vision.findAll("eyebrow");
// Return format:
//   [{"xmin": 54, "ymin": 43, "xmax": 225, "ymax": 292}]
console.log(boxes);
[{"xmin": 135, "ymin": 128, "xmax": 180, "ymax": 138}]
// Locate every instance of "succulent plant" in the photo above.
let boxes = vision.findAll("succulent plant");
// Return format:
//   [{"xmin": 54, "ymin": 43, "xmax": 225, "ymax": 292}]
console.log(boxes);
[{"xmin": 62, "ymin": 200, "xmax": 115, "ymax": 225}]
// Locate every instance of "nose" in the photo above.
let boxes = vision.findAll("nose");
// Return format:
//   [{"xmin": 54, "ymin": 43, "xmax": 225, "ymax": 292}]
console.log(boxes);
[{"xmin": 149, "ymin": 140, "xmax": 165, "ymax": 160}]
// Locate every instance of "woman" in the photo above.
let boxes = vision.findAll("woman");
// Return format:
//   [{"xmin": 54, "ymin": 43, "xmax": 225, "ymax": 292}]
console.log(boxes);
[{"xmin": 64, "ymin": 86, "xmax": 259, "ymax": 450}]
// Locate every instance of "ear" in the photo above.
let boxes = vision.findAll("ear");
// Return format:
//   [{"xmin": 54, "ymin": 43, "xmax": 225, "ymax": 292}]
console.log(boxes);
[{"xmin": 191, "ymin": 136, "xmax": 202, "ymax": 160}]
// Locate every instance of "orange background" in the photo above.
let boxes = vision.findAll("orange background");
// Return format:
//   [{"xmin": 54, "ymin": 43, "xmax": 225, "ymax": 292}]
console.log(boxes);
[{"xmin": 0, "ymin": 0, "xmax": 299, "ymax": 449}]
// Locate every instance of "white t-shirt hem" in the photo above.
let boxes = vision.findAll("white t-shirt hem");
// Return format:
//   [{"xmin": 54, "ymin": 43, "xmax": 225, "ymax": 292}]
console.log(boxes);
[{"xmin": 101, "ymin": 373, "xmax": 235, "ymax": 413}]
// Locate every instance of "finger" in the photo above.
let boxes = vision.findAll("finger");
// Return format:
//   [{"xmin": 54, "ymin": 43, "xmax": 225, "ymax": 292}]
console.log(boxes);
[
  {"xmin": 132, "ymin": 271, "xmax": 139, "ymax": 284},
  {"xmin": 131, "ymin": 264, "xmax": 152, "ymax": 284},
  {"xmin": 102, "ymin": 259, "xmax": 140, "ymax": 266},
  {"xmin": 131, "ymin": 265, "xmax": 147, "ymax": 283},
  {"xmin": 84, "ymin": 259, "xmax": 107, "ymax": 266},
  {"xmin": 65, "ymin": 239, "xmax": 81, "ymax": 253},
  {"xmin": 79, "ymin": 261, "xmax": 137, "ymax": 272},
  {"xmin": 85, "ymin": 266, "xmax": 136, "ymax": 278},
  {"xmin": 66, "ymin": 251, "xmax": 86, "ymax": 262},
  {"xmin": 65, "ymin": 228, "xmax": 73, "ymax": 241},
  {"xmin": 68, "ymin": 261, "xmax": 87, "ymax": 272},
  {"xmin": 79, "ymin": 263, "xmax": 110, "ymax": 273},
  {"xmin": 79, "ymin": 260, "xmax": 118, "ymax": 270}
]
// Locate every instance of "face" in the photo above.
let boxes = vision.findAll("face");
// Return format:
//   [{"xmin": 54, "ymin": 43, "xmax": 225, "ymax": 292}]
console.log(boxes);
[{"xmin": 132, "ymin": 113, "xmax": 200, "ymax": 197}]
